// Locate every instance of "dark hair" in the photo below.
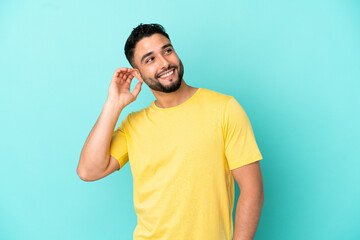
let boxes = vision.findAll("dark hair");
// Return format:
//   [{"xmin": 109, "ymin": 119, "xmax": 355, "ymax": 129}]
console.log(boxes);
[{"xmin": 124, "ymin": 23, "xmax": 170, "ymax": 66}]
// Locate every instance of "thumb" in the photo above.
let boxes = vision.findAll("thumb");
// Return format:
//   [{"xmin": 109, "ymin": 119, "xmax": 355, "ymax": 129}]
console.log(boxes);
[{"xmin": 131, "ymin": 81, "xmax": 143, "ymax": 99}]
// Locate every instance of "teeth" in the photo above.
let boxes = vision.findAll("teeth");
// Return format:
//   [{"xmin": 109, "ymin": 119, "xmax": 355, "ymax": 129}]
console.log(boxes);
[{"xmin": 159, "ymin": 70, "xmax": 174, "ymax": 78}]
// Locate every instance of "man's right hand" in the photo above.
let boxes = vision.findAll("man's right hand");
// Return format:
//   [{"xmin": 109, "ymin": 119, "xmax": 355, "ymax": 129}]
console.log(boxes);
[{"xmin": 107, "ymin": 68, "xmax": 143, "ymax": 108}]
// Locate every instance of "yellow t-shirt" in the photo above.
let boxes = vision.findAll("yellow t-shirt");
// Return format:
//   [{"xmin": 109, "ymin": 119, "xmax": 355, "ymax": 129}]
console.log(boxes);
[{"xmin": 110, "ymin": 88, "xmax": 263, "ymax": 240}]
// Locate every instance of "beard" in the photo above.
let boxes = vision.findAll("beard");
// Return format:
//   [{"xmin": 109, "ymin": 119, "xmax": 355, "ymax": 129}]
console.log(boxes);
[{"xmin": 140, "ymin": 60, "xmax": 184, "ymax": 93}]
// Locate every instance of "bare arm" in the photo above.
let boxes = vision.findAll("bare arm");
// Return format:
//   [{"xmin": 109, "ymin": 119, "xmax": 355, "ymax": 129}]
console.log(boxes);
[
  {"xmin": 76, "ymin": 68, "xmax": 142, "ymax": 181},
  {"xmin": 231, "ymin": 161, "xmax": 264, "ymax": 240}
]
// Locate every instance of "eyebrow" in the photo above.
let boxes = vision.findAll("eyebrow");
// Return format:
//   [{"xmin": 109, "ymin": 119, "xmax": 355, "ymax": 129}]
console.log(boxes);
[{"xmin": 140, "ymin": 43, "xmax": 173, "ymax": 64}]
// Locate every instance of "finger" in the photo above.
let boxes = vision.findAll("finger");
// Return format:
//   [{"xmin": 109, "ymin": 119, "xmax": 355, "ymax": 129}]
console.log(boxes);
[
  {"xmin": 131, "ymin": 81, "xmax": 143, "ymax": 99},
  {"xmin": 117, "ymin": 67, "xmax": 130, "ymax": 72},
  {"xmin": 130, "ymin": 69, "xmax": 138, "ymax": 77},
  {"xmin": 119, "ymin": 72, "xmax": 125, "ymax": 79},
  {"xmin": 126, "ymin": 73, "xmax": 134, "ymax": 82},
  {"xmin": 121, "ymin": 71, "xmax": 130, "ymax": 80},
  {"xmin": 115, "ymin": 72, "xmax": 126, "ymax": 84},
  {"xmin": 121, "ymin": 73, "xmax": 133, "ymax": 87},
  {"xmin": 112, "ymin": 68, "xmax": 130, "ymax": 79},
  {"xmin": 131, "ymin": 70, "xmax": 143, "ymax": 82}
]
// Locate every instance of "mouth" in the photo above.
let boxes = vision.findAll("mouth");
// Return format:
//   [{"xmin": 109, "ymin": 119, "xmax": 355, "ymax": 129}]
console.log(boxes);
[{"xmin": 158, "ymin": 68, "xmax": 175, "ymax": 80}]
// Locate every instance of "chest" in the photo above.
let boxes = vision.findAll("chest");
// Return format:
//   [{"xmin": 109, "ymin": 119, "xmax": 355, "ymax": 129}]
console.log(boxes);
[{"xmin": 125, "ymin": 110, "xmax": 226, "ymax": 181}]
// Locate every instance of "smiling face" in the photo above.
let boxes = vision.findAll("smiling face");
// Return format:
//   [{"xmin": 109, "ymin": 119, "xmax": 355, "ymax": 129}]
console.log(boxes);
[{"xmin": 131, "ymin": 33, "xmax": 184, "ymax": 93}]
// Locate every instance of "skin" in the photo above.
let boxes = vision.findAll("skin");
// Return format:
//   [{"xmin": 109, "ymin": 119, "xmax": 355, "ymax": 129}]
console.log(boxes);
[
  {"xmin": 128, "ymin": 33, "xmax": 199, "ymax": 109},
  {"xmin": 77, "ymin": 32, "xmax": 264, "ymax": 240},
  {"xmin": 232, "ymin": 161, "xmax": 264, "ymax": 240}
]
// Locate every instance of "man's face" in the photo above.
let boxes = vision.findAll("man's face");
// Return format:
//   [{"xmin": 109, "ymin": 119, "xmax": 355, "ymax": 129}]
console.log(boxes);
[{"xmin": 132, "ymin": 33, "xmax": 184, "ymax": 93}]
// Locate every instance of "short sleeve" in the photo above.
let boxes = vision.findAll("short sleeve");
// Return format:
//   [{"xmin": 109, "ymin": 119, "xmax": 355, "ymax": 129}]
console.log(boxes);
[
  {"xmin": 223, "ymin": 97, "xmax": 263, "ymax": 170},
  {"xmin": 110, "ymin": 116, "xmax": 130, "ymax": 171}
]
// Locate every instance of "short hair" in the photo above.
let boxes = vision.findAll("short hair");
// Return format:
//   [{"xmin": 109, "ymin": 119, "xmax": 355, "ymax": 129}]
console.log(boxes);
[{"xmin": 124, "ymin": 23, "xmax": 170, "ymax": 66}]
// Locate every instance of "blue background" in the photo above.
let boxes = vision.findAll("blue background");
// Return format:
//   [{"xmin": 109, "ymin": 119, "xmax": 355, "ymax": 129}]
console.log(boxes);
[{"xmin": 1, "ymin": 0, "xmax": 359, "ymax": 239}]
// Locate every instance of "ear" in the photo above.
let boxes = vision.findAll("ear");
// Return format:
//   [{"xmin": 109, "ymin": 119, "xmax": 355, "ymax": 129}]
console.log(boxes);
[{"xmin": 131, "ymin": 69, "xmax": 144, "ymax": 83}]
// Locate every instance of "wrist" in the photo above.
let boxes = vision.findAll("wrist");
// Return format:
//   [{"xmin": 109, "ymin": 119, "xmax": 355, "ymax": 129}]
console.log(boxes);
[{"xmin": 104, "ymin": 99, "xmax": 125, "ymax": 112}]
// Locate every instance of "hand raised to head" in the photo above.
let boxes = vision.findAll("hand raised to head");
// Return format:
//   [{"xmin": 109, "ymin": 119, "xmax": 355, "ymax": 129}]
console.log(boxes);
[{"xmin": 107, "ymin": 68, "xmax": 143, "ymax": 108}]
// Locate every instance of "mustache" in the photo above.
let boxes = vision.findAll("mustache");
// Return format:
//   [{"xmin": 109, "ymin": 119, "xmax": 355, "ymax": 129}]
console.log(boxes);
[{"xmin": 156, "ymin": 66, "xmax": 178, "ymax": 78}]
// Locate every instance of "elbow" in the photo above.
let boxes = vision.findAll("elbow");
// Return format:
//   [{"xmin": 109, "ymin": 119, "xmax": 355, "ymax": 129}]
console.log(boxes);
[
  {"xmin": 76, "ymin": 163, "xmax": 94, "ymax": 182},
  {"xmin": 77, "ymin": 168, "xmax": 90, "ymax": 182}
]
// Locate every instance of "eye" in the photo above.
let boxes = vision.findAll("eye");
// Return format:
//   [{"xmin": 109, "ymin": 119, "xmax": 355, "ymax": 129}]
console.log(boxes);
[
  {"xmin": 146, "ymin": 57, "xmax": 154, "ymax": 63},
  {"xmin": 165, "ymin": 48, "xmax": 172, "ymax": 54}
]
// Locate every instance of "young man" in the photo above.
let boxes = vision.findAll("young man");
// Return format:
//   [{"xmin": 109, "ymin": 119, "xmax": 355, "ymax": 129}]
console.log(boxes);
[{"xmin": 77, "ymin": 23, "xmax": 264, "ymax": 240}]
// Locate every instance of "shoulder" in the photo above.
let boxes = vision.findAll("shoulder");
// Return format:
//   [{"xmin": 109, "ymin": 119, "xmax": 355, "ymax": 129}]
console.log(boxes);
[
  {"xmin": 199, "ymin": 88, "xmax": 248, "ymax": 120},
  {"xmin": 199, "ymin": 88, "xmax": 235, "ymax": 106}
]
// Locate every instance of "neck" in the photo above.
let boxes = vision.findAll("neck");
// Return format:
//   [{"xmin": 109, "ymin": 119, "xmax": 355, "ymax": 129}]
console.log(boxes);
[{"xmin": 152, "ymin": 79, "xmax": 198, "ymax": 108}]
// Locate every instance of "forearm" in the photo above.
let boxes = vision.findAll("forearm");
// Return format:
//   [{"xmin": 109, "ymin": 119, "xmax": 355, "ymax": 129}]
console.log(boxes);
[
  {"xmin": 78, "ymin": 100, "xmax": 124, "ymax": 175},
  {"xmin": 233, "ymin": 189, "xmax": 264, "ymax": 240}
]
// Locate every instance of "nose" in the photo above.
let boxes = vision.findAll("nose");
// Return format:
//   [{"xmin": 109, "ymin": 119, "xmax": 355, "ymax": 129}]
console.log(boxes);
[{"xmin": 158, "ymin": 54, "xmax": 170, "ymax": 69}]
